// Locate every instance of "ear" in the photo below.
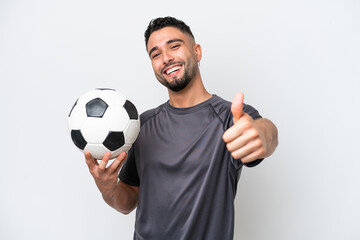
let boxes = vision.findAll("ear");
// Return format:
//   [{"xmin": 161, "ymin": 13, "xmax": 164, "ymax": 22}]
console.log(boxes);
[{"xmin": 193, "ymin": 44, "xmax": 202, "ymax": 62}]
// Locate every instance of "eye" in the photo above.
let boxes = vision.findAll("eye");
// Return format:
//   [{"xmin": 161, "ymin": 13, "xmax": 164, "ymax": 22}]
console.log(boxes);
[
  {"xmin": 151, "ymin": 53, "xmax": 160, "ymax": 59},
  {"xmin": 171, "ymin": 44, "xmax": 180, "ymax": 49}
]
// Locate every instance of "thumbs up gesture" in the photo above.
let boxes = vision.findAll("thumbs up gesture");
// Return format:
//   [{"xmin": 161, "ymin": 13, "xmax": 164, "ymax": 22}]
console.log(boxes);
[{"xmin": 222, "ymin": 92, "xmax": 267, "ymax": 164}]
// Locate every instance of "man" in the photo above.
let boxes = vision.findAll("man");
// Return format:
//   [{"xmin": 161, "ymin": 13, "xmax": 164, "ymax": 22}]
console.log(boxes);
[{"xmin": 85, "ymin": 16, "xmax": 278, "ymax": 239}]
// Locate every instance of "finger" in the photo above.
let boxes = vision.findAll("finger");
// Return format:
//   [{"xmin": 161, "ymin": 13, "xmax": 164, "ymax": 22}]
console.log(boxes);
[
  {"xmin": 226, "ymin": 135, "xmax": 248, "ymax": 152},
  {"xmin": 231, "ymin": 92, "xmax": 244, "ymax": 123},
  {"xmin": 223, "ymin": 126, "xmax": 239, "ymax": 143},
  {"xmin": 223, "ymin": 120, "xmax": 246, "ymax": 143},
  {"xmin": 230, "ymin": 141, "xmax": 258, "ymax": 160},
  {"xmin": 98, "ymin": 152, "xmax": 111, "ymax": 171},
  {"xmin": 108, "ymin": 152, "xmax": 128, "ymax": 173},
  {"xmin": 240, "ymin": 149, "xmax": 265, "ymax": 163},
  {"xmin": 85, "ymin": 151, "xmax": 98, "ymax": 168},
  {"xmin": 223, "ymin": 114, "xmax": 254, "ymax": 143}
]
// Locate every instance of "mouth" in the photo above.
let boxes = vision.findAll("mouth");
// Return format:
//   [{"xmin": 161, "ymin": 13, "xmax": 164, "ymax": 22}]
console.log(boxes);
[{"xmin": 163, "ymin": 64, "xmax": 183, "ymax": 77}]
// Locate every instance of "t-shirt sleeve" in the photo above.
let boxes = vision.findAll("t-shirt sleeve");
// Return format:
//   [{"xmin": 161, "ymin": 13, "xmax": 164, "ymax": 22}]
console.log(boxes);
[
  {"xmin": 118, "ymin": 107, "xmax": 161, "ymax": 187},
  {"xmin": 119, "ymin": 144, "xmax": 140, "ymax": 186},
  {"xmin": 243, "ymin": 103, "xmax": 262, "ymax": 120}
]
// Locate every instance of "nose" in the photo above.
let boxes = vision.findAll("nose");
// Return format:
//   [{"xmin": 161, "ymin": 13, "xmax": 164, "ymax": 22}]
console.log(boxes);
[{"xmin": 162, "ymin": 50, "xmax": 174, "ymax": 65}]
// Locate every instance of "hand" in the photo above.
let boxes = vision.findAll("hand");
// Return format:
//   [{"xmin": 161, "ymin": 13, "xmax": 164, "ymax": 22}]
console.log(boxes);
[
  {"xmin": 85, "ymin": 151, "xmax": 128, "ymax": 195},
  {"xmin": 222, "ymin": 92, "xmax": 266, "ymax": 163}
]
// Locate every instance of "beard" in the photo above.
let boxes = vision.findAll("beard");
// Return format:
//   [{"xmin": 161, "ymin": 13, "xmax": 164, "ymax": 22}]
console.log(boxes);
[{"xmin": 156, "ymin": 57, "xmax": 198, "ymax": 92}]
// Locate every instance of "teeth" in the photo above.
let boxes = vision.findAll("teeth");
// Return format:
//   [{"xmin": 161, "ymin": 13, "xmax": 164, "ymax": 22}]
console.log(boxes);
[{"xmin": 166, "ymin": 66, "xmax": 181, "ymax": 75}]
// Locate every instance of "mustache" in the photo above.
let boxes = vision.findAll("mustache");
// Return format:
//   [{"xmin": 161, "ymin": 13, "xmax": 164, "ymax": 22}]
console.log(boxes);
[{"xmin": 161, "ymin": 61, "xmax": 185, "ymax": 73}]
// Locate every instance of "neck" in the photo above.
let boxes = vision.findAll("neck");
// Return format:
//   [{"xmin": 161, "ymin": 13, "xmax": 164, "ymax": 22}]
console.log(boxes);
[{"xmin": 167, "ymin": 72, "xmax": 212, "ymax": 108}]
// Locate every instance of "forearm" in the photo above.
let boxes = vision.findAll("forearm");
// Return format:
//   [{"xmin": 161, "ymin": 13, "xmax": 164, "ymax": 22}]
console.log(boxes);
[
  {"xmin": 254, "ymin": 118, "xmax": 278, "ymax": 158},
  {"xmin": 101, "ymin": 181, "xmax": 138, "ymax": 215}
]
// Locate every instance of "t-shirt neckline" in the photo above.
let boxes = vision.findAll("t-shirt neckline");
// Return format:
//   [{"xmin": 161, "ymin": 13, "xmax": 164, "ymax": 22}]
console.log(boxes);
[{"xmin": 165, "ymin": 94, "xmax": 218, "ymax": 114}]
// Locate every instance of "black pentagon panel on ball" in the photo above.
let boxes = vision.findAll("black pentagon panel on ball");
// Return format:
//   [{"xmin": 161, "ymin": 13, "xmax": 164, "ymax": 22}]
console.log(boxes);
[
  {"xmin": 123, "ymin": 100, "xmax": 138, "ymax": 120},
  {"xmin": 86, "ymin": 98, "xmax": 108, "ymax": 117},
  {"xmin": 68, "ymin": 99, "xmax": 78, "ymax": 117},
  {"xmin": 71, "ymin": 130, "xmax": 87, "ymax": 150},
  {"xmin": 95, "ymin": 88, "xmax": 115, "ymax": 91},
  {"xmin": 103, "ymin": 131, "xmax": 125, "ymax": 151}
]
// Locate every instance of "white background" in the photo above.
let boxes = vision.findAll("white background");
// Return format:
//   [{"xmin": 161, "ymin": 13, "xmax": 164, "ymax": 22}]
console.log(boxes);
[{"xmin": 1, "ymin": 0, "xmax": 359, "ymax": 239}]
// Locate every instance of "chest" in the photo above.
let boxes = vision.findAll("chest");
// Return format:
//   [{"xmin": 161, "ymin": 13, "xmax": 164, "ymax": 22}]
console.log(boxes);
[{"xmin": 135, "ymin": 110, "xmax": 226, "ymax": 178}]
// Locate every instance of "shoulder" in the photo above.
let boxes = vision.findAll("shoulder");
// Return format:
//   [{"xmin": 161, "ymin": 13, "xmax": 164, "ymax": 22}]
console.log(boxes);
[
  {"xmin": 209, "ymin": 95, "xmax": 232, "ymax": 116},
  {"xmin": 139, "ymin": 102, "xmax": 166, "ymax": 127},
  {"xmin": 243, "ymin": 103, "xmax": 262, "ymax": 120},
  {"xmin": 210, "ymin": 95, "xmax": 262, "ymax": 121}
]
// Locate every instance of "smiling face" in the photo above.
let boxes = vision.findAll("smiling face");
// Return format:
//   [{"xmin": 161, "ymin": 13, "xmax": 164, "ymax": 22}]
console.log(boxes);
[{"xmin": 147, "ymin": 27, "xmax": 202, "ymax": 92}]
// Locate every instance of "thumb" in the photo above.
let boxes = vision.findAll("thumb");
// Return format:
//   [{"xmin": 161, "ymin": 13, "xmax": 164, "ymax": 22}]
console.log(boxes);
[{"xmin": 231, "ymin": 92, "xmax": 244, "ymax": 123}]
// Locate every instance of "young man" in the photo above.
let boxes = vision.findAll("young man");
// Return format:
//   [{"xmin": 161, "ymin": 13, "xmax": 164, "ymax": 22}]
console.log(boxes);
[{"xmin": 85, "ymin": 17, "xmax": 278, "ymax": 239}]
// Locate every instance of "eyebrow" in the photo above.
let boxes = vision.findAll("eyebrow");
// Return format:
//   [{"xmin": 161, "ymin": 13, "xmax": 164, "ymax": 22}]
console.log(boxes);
[{"xmin": 148, "ymin": 38, "xmax": 184, "ymax": 57}]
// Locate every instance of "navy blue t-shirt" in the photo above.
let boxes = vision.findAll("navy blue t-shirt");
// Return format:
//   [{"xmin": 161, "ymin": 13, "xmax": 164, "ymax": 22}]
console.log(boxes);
[{"xmin": 120, "ymin": 95, "xmax": 262, "ymax": 240}]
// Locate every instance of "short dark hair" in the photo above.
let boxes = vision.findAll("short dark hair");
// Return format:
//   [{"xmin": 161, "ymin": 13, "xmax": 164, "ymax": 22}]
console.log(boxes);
[{"xmin": 144, "ymin": 16, "xmax": 195, "ymax": 48}]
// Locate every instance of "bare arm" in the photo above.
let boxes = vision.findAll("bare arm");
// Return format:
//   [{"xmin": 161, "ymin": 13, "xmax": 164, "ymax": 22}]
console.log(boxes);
[
  {"xmin": 85, "ymin": 152, "xmax": 139, "ymax": 214},
  {"xmin": 101, "ymin": 180, "xmax": 139, "ymax": 214},
  {"xmin": 252, "ymin": 117, "xmax": 278, "ymax": 159}
]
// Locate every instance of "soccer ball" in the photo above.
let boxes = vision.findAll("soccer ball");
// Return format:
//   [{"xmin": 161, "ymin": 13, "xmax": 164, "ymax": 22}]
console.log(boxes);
[{"xmin": 68, "ymin": 88, "xmax": 140, "ymax": 160}]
